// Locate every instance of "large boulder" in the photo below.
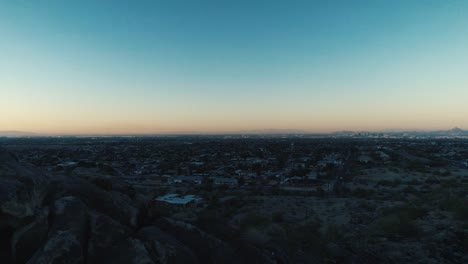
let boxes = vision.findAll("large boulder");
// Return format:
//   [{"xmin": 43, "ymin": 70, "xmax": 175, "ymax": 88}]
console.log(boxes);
[
  {"xmin": 48, "ymin": 175, "xmax": 139, "ymax": 227},
  {"xmin": 0, "ymin": 149, "xmax": 50, "ymax": 263},
  {"xmin": 156, "ymin": 218, "xmax": 241, "ymax": 264},
  {"xmin": 72, "ymin": 167, "xmax": 135, "ymax": 196},
  {"xmin": 28, "ymin": 196, "xmax": 89, "ymax": 264},
  {"xmin": 97, "ymin": 238, "xmax": 155, "ymax": 264},
  {"xmin": 87, "ymin": 212, "xmax": 132, "ymax": 263},
  {"xmin": 136, "ymin": 226, "xmax": 199, "ymax": 264},
  {"xmin": 0, "ymin": 150, "xmax": 49, "ymax": 228},
  {"xmin": 11, "ymin": 207, "xmax": 49, "ymax": 263}
]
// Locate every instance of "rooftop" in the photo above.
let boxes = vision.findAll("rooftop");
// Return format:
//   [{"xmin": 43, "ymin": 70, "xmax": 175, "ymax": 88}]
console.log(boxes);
[{"xmin": 154, "ymin": 194, "xmax": 201, "ymax": 205}]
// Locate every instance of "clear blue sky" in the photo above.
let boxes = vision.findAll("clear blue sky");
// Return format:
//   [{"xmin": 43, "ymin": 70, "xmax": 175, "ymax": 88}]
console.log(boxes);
[{"xmin": 1, "ymin": 0, "xmax": 467, "ymax": 134}]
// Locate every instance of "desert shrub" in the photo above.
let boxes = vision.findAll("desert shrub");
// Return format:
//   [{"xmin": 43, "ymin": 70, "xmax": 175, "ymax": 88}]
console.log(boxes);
[
  {"xmin": 386, "ymin": 191, "xmax": 408, "ymax": 201},
  {"xmin": 352, "ymin": 188, "xmax": 374, "ymax": 198},
  {"xmin": 242, "ymin": 228, "xmax": 269, "ymax": 246},
  {"xmin": 428, "ymin": 159, "xmax": 448, "ymax": 167},
  {"xmin": 380, "ymin": 204, "xmax": 428, "ymax": 220},
  {"xmin": 240, "ymin": 212, "xmax": 271, "ymax": 230},
  {"xmin": 439, "ymin": 197, "xmax": 468, "ymax": 220},
  {"xmin": 248, "ymin": 188, "xmax": 265, "ymax": 196},
  {"xmin": 323, "ymin": 224, "xmax": 344, "ymax": 242},
  {"xmin": 406, "ymin": 179, "xmax": 420, "ymax": 185},
  {"xmin": 462, "ymin": 232, "xmax": 468, "ymax": 250},
  {"xmin": 315, "ymin": 187, "xmax": 326, "ymax": 197},
  {"xmin": 440, "ymin": 179, "xmax": 458, "ymax": 188},
  {"xmin": 371, "ymin": 214, "xmax": 419, "ymax": 238},
  {"xmin": 432, "ymin": 169, "xmax": 452, "ymax": 176},
  {"xmin": 280, "ymin": 221, "xmax": 323, "ymax": 251},
  {"xmin": 358, "ymin": 201, "xmax": 376, "ymax": 212},
  {"xmin": 273, "ymin": 221, "xmax": 344, "ymax": 257},
  {"xmin": 406, "ymin": 161, "xmax": 429, "ymax": 173},
  {"xmin": 93, "ymin": 177, "xmax": 113, "ymax": 191},
  {"xmin": 272, "ymin": 211, "xmax": 285, "ymax": 223},
  {"xmin": 196, "ymin": 209, "xmax": 215, "ymax": 223},
  {"xmin": 425, "ymin": 177, "xmax": 440, "ymax": 184},
  {"xmin": 270, "ymin": 186, "xmax": 281, "ymax": 196},
  {"xmin": 372, "ymin": 204, "xmax": 427, "ymax": 237},
  {"xmin": 419, "ymin": 184, "xmax": 433, "ymax": 192},
  {"xmin": 402, "ymin": 186, "xmax": 418, "ymax": 194},
  {"xmin": 217, "ymin": 184, "xmax": 229, "ymax": 191},
  {"xmin": 438, "ymin": 169, "xmax": 451, "ymax": 176},
  {"xmin": 377, "ymin": 179, "xmax": 402, "ymax": 187},
  {"xmin": 393, "ymin": 178, "xmax": 402, "ymax": 185},
  {"xmin": 356, "ymin": 178, "xmax": 369, "ymax": 185}
]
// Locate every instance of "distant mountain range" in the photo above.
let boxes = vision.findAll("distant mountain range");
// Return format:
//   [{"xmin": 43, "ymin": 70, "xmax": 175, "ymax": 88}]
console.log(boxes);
[
  {"xmin": 409, "ymin": 127, "xmax": 468, "ymax": 137},
  {"xmin": 227, "ymin": 128, "xmax": 468, "ymax": 137},
  {"xmin": 1, "ymin": 128, "xmax": 467, "ymax": 137},
  {"xmin": 332, "ymin": 127, "xmax": 468, "ymax": 137},
  {"xmin": 0, "ymin": 131, "xmax": 38, "ymax": 137}
]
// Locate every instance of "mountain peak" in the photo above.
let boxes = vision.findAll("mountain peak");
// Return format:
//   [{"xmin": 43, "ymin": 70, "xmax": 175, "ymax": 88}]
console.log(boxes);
[{"xmin": 449, "ymin": 127, "xmax": 463, "ymax": 132}]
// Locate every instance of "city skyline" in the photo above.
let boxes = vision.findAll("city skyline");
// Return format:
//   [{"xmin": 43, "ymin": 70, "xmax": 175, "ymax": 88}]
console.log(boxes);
[{"xmin": 2, "ymin": 1, "xmax": 468, "ymax": 134}]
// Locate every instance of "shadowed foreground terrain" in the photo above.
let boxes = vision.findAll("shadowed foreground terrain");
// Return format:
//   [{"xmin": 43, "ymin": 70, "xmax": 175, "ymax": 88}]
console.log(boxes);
[
  {"xmin": 0, "ymin": 148, "xmax": 281, "ymax": 264},
  {"xmin": 0, "ymin": 137, "xmax": 467, "ymax": 264}
]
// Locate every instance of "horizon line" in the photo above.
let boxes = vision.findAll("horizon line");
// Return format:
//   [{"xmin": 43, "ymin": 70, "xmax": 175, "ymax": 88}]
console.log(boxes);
[{"xmin": 1, "ymin": 127, "xmax": 466, "ymax": 137}]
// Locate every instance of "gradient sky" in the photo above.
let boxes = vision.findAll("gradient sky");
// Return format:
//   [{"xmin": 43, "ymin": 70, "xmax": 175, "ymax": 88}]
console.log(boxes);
[{"xmin": 1, "ymin": 0, "xmax": 468, "ymax": 134}]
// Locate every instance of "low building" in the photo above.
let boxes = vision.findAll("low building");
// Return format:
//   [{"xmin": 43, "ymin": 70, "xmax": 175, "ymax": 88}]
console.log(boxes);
[
  {"xmin": 212, "ymin": 177, "xmax": 238, "ymax": 185},
  {"xmin": 170, "ymin": 176, "xmax": 203, "ymax": 185},
  {"xmin": 306, "ymin": 171, "xmax": 318, "ymax": 180},
  {"xmin": 154, "ymin": 194, "xmax": 204, "ymax": 208},
  {"xmin": 358, "ymin": 155, "xmax": 372, "ymax": 164},
  {"xmin": 281, "ymin": 176, "xmax": 303, "ymax": 185}
]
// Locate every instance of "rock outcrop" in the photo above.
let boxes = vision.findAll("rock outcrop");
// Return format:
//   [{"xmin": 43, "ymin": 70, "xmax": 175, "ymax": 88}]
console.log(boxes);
[
  {"xmin": 156, "ymin": 218, "xmax": 242, "ymax": 264},
  {"xmin": 87, "ymin": 212, "xmax": 131, "ymax": 263},
  {"xmin": 136, "ymin": 226, "xmax": 199, "ymax": 264},
  {"xmin": 47, "ymin": 174, "xmax": 139, "ymax": 227},
  {"xmin": 11, "ymin": 208, "xmax": 49, "ymax": 263},
  {"xmin": 1, "ymin": 148, "xmax": 272, "ymax": 264},
  {"xmin": 0, "ymin": 151, "xmax": 49, "ymax": 228},
  {"xmin": 28, "ymin": 196, "xmax": 89, "ymax": 264},
  {"xmin": 95, "ymin": 238, "xmax": 155, "ymax": 264}
]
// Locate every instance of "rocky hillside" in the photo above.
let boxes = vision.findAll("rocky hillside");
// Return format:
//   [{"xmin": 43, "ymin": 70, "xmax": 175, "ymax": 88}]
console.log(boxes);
[
  {"xmin": 2, "ymin": 146, "xmax": 466, "ymax": 264},
  {"xmin": 0, "ymin": 149, "xmax": 275, "ymax": 264}
]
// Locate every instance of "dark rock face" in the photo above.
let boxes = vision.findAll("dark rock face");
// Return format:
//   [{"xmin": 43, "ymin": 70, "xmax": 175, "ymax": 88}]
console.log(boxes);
[
  {"xmin": 87, "ymin": 212, "xmax": 131, "ymax": 263},
  {"xmin": 28, "ymin": 231, "xmax": 85, "ymax": 264},
  {"xmin": 155, "ymin": 218, "xmax": 279, "ymax": 264},
  {"xmin": 156, "ymin": 218, "xmax": 242, "ymax": 264},
  {"xmin": 136, "ymin": 226, "xmax": 199, "ymax": 264},
  {"xmin": 11, "ymin": 208, "xmax": 49, "ymax": 264},
  {"xmin": 0, "ymin": 226, "xmax": 14, "ymax": 262},
  {"xmin": 49, "ymin": 196, "xmax": 89, "ymax": 237},
  {"xmin": 0, "ymin": 151, "xmax": 49, "ymax": 229},
  {"xmin": 0, "ymin": 148, "xmax": 284, "ymax": 264},
  {"xmin": 98, "ymin": 239, "xmax": 155, "ymax": 264},
  {"xmin": 72, "ymin": 167, "xmax": 135, "ymax": 197},
  {"xmin": 28, "ymin": 196, "xmax": 89, "ymax": 264},
  {"xmin": 0, "ymin": 150, "xmax": 50, "ymax": 263},
  {"xmin": 48, "ymin": 175, "xmax": 139, "ymax": 227}
]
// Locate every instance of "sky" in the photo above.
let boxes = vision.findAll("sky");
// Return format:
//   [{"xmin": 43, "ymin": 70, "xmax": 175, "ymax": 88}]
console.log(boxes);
[{"xmin": 1, "ymin": 0, "xmax": 468, "ymax": 135}]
